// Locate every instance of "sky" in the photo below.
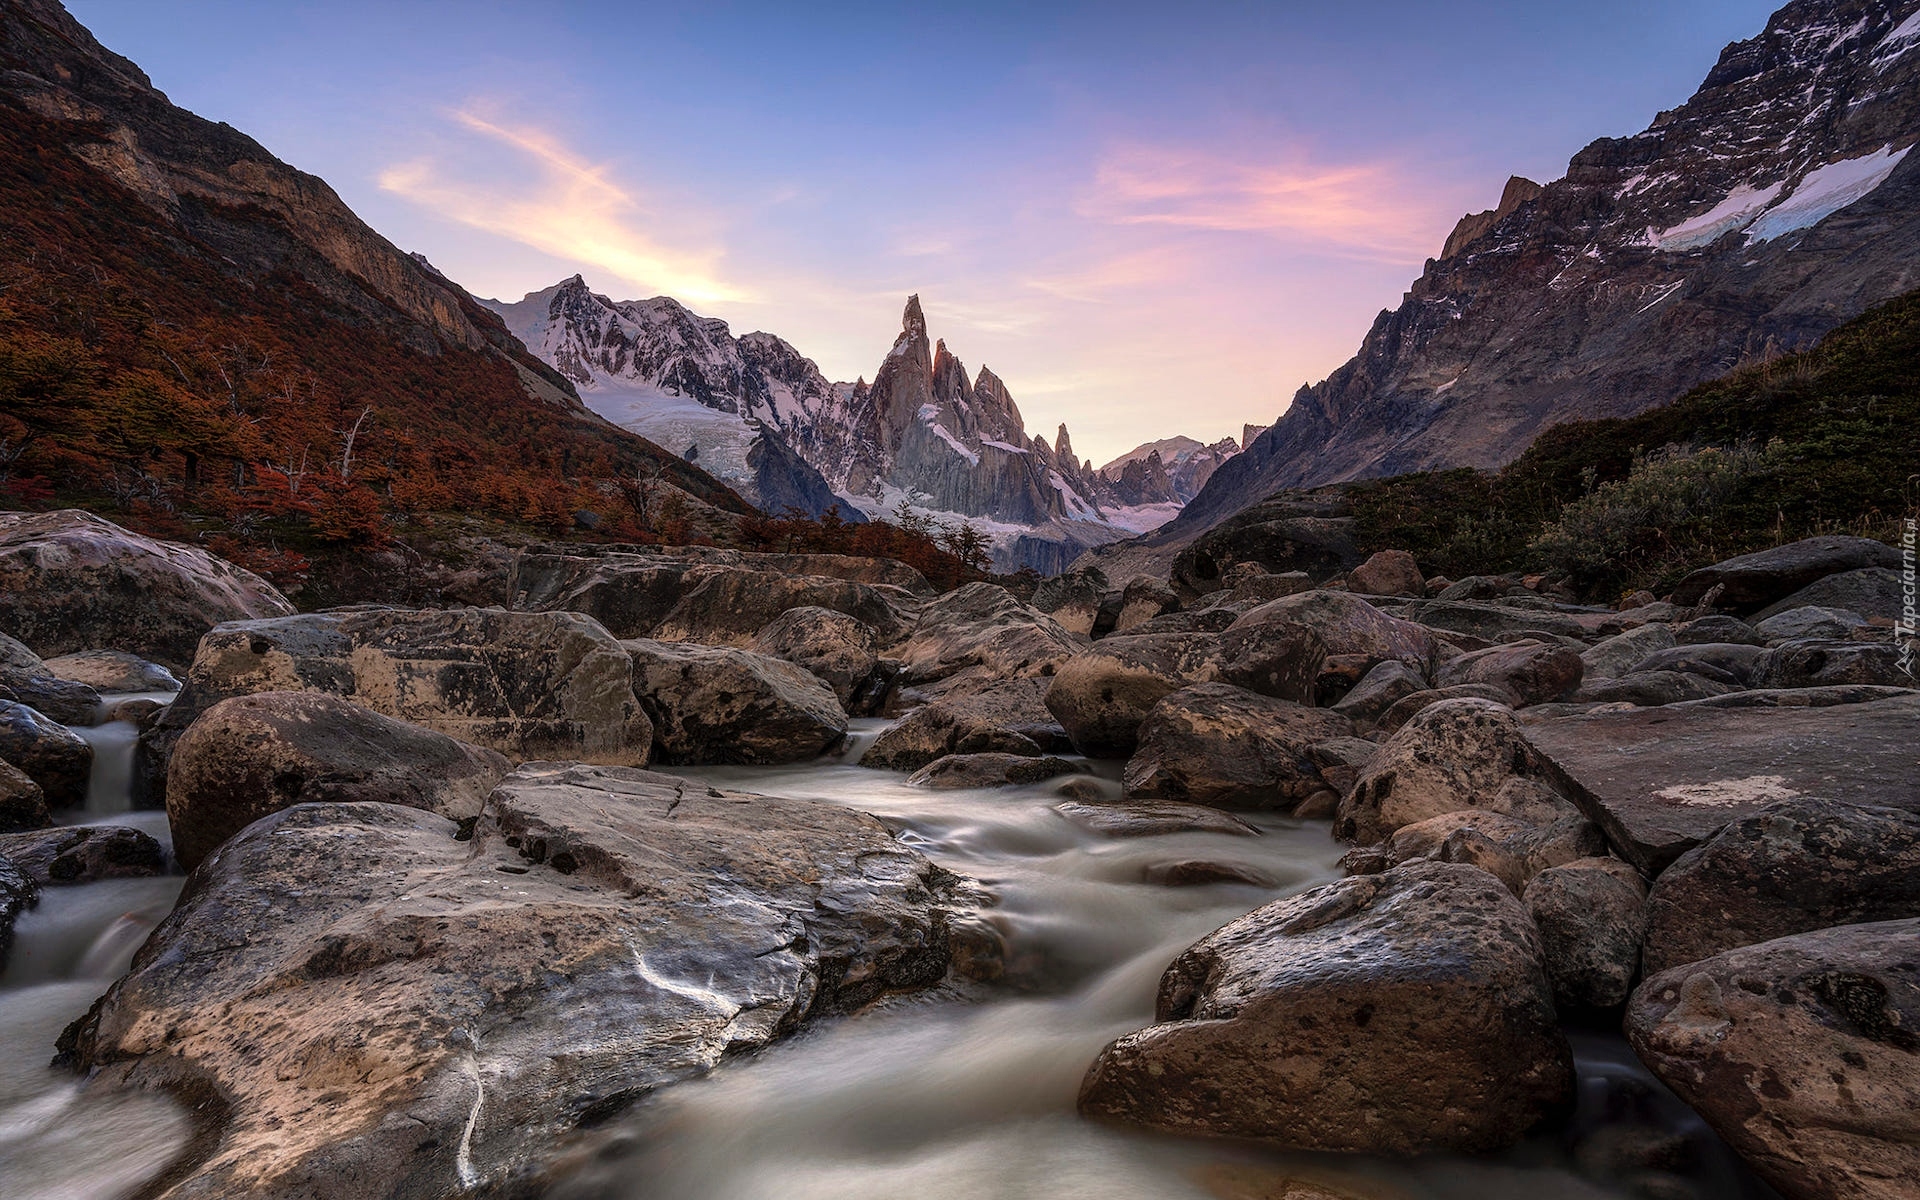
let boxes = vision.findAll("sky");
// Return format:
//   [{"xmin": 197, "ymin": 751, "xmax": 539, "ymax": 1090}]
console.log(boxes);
[{"xmin": 67, "ymin": 0, "xmax": 1783, "ymax": 465}]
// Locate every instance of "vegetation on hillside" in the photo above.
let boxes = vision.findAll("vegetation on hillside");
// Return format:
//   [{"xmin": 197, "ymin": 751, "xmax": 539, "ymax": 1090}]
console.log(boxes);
[{"xmin": 1349, "ymin": 287, "xmax": 1920, "ymax": 600}]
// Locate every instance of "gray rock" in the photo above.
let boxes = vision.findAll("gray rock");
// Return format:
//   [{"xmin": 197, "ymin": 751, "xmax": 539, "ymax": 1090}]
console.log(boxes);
[
  {"xmin": 1641, "ymin": 798, "xmax": 1920, "ymax": 977},
  {"xmin": 0, "ymin": 631, "xmax": 102, "ymax": 725},
  {"xmin": 0, "ymin": 824, "xmax": 165, "ymax": 885},
  {"xmin": 1123, "ymin": 683, "xmax": 1352, "ymax": 811},
  {"xmin": 1677, "ymin": 684, "xmax": 1918, "ymax": 709},
  {"xmin": 1751, "ymin": 639, "xmax": 1913, "ymax": 689},
  {"xmin": 0, "ymin": 700, "xmax": 91, "ymax": 809},
  {"xmin": 1627, "ymin": 641, "xmax": 1768, "ymax": 686},
  {"xmin": 1033, "ymin": 566, "xmax": 1108, "ymax": 635},
  {"xmin": 1053, "ymin": 799, "xmax": 1261, "ymax": 838},
  {"xmin": 1523, "ymin": 857, "xmax": 1647, "ymax": 1010},
  {"xmin": 1436, "ymin": 641, "xmax": 1584, "ymax": 706},
  {"xmin": 165, "ymin": 691, "xmax": 512, "ymax": 870},
  {"xmin": 57, "ymin": 764, "xmax": 956, "ymax": 1199},
  {"xmin": 1376, "ymin": 682, "xmax": 1517, "ymax": 733},
  {"xmin": 0, "ymin": 759, "xmax": 49, "ymax": 832},
  {"xmin": 1670, "ymin": 535, "xmax": 1901, "ymax": 610},
  {"xmin": 905, "ymin": 753, "xmax": 1084, "ymax": 789},
  {"xmin": 1078, "ymin": 860, "xmax": 1573, "ymax": 1154},
  {"xmin": 0, "ymin": 509, "xmax": 294, "ymax": 668},
  {"xmin": 1330, "ymin": 659, "xmax": 1428, "ymax": 724},
  {"xmin": 651, "ymin": 565, "xmax": 915, "ymax": 648},
  {"xmin": 1348, "ymin": 549, "xmax": 1424, "ymax": 598},
  {"xmin": 1398, "ymin": 599, "xmax": 1593, "ymax": 643},
  {"xmin": 1753, "ymin": 605, "xmax": 1868, "ymax": 642},
  {"xmin": 625, "ymin": 639, "xmax": 848, "ymax": 765},
  {"xmin": 40, "ymin": 649, "xmax": 181, "ymax": 693},
  {"xmin": 863, "ymin": 677, "xmax": 1057, "ymax": 771},
  {"xmin": 1751, "ymin": 566, "xmax": 1903, "ymax": 623},
  {"xmin": 1580, "ymin": 623, "xmax": 1676, "ymax": 680},
  {"xmin": 1112, "ymin": 576, "xmax": 1180, "ymax": 634},
  {"xmin": 1228, "ymin": 590, "xmax": 1438, "ymax": 671},
  {"xmin": 888, "ymin": 583, "xmax": 1084, "ymax": 687},
  {"xmin": 1626, "ymin": 920, "xmax": 1920, "ymax": 1200},
  {"xmin": 0, "ymin": 853, "xmax": 34, "ymax": 972},
  {"xmin": 1671, "ymin": 614, "xmax": 1766, "ymax": 646},
  {"xmin": 1572, "ymin": 670, "xmax": 1734, "ymax": 707},
  {"xmin": 749, "ymin": 607, "xmax": 884, "ymax": 711},
  {"xmin": 1522, "ymin": 693, "xmax": 1920, "ymax": 874}
]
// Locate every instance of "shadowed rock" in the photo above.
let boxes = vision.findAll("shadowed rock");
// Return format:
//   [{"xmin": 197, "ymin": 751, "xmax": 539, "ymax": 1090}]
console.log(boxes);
[{"xmin": 624, "ymin": 639, "xmax": 848, "ymax": 765}]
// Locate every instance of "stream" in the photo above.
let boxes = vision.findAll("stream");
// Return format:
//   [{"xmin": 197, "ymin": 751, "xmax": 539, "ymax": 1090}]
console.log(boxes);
[{"xmin": 0, "ymin": 716, "xmax": 1773, "ymax": 1199}]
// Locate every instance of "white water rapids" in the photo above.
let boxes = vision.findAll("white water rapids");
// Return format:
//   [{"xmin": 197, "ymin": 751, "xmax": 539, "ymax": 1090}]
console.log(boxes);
[{"xmin": 0, "ymin": 715, "xmax": 1772, "ymax": 1199}]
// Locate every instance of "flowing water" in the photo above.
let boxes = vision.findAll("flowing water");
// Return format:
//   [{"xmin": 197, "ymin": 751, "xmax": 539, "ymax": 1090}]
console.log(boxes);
[{"xmin": 0, "ymin": 714, "xmax": 1770, "ymax": 1200}]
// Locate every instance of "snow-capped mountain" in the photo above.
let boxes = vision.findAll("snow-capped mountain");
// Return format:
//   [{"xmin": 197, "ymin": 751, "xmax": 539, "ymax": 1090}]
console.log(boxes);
[
  {"xmin": 1148, "ymin": 0, "xmax": 1920, "ymax": 548},
  {"xmin": 1097, "ymin": 435, "xmax": 1243, "ymax": 504},
  {"xmin": 490, "ymin": 283, "xmax": 1209, "ymax": 570}
]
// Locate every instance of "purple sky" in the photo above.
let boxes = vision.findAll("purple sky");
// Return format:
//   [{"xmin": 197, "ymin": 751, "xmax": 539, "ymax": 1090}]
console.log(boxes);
[{"xmin": 68, "ymin": 0, "xmax": 1783, "ymax": 462}]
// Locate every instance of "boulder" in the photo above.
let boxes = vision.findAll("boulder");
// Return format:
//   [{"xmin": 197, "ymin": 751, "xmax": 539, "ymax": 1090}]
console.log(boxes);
[
  {"xmin": 56, "ymin": 764, "xmax": 955, "ymax": 1199},
  {"xmin": 1522, "ymin": 693, "xmax": 1920, "ymax": 874},
  {"xmin": 1397, "ymin": 599, "xmax": 1593, "ymax": 644},
  {"xmin": 0, "ymin": 853, "xmax": 33, "ymax": 971},
  {"xmin": 1680, "ymin": 684, "xmax": 1918, "ymax": 710},
  {"xmin": 1053, "ymin": 799, "xmax": 1262, "ymax": 839},
  {"xmin": 1117, "ymin": 607, "xmax": 1240, "ymax": 636},
  {"xmin": 1625, "ymin": 642, "xmax": 1766, "ymax": 685},
  {"xmin": 1328, "ymin": 659, "xmax": 1428, "ymax": 725},
  {"xmin": 0, "ymin": 824, "xmax": 165, "ymax": 885},
  {"xmin": 888, "ymin": 584, "xmax": 1084, "ymax": 686},
  {"xmin": 1336, "ymin": 699, "xmax": 1572, "ymax": 845},
  {"xmin": 1580, "ymin": 624, "xmax": 1676, "ymax": 680},
  {"xmin": 39, "ymin": 649, "xmax": 181, "ymax": 693},
  {"xmin": 1669, "ymin": 535, "xmax": 1901, "ymax": 610},
  {"xmin": 1384, "ymin": 808, "xmax": 1604, "ymax": 893},
  {"xmin": 1572, "ymin": 670, "xmax": 1733, "ymax": 707},
  {"xmin": 1436, "ymin": 641, "xmax": 1583, "ymax": 706},
  {"xmin": 625, "ymin": 639, "xmax": 848, "ymax": 765},
  {"xmin": 1032, "ymin": 566, "xmax": 1108, "ymax": 636},
  {"xmin": 1142, "ymin": 860, "xmax": 1274, "ymax": 888},
  {"xmin": 1113, "ymin": 576, "xmax": 1180, "ymax": 634},
  {"xmin": 1523, "ymin": 857, "xmax": 1647, "ymax": 1011},
  {"xmin": 905, "ymin": 753, "xmax": 1084, "ymax": 789},
  {"xmin": 1078, "ymin": 860, "xmax": 1573, "ymax": 1154},
  {"xmin": 1641, "ymin": 798, "xmax": 1920, "ymax": 977},
  {"xmin": 0, "ymin": 759, "xmax": 50, "ymax": 832},
  {"xmin": 1304, "ymin": 737, "xmax": 1379, "ymax": 799},
  {"xmin": 0, "ymin": 510, "xmax": 295, "ymax": 668},
  {"xmin": 1228, "ymin": 590, "xmax": 1437, "ymax": 673},
  {"xmin": 1753, "ymin": 606, "xmax": 1867, "ymax": 642},
  {"xmin": 506, "ymin": 552, "xmax": 691, "ymax": 638},
  {"xmin": 1123, "ymin": 683, "xmax": 1352, "ymax": 810},
  {"xmin": 1195, "ymin": 571, "xmax": 1316, "ymax": 610},
  {"xmin": 1172, "ymin": 496, "xmax": 1361, "ymax": 593},
  {"xmin": 0, "ymin": 700, "xmax": 91, "ymax": 809},
  {"xmin": 1751, "ymin": 639, "xmax": 1912, "ymax": 689},
  {"xmin": 750, "ymin": 607, "xmax": 885, "ymax": 711},
  {"xmin": 1347, "ymin": 549, "xmax": 1424, "ymax": 598},
  {"xmin": 1752, "ymin": 566, "xmax": 1903, "ymax": 623},
  {"xmin": 139, "ymin": 607, "xmax": 654, "ymax": 805},
  {"xmin": 651, "ymin": 565, "xmax": 914, "ymax": 647},
  {"xmin": 863, "ymin": 677, "xmax": 1057, "ymax": 770},
  {"xmin": 1626, "ymin": 920, "xmax": 1920, "ymax": 1200},
  {"xmin": 0, "ymin": 632, "xmax": 101, "ymax": 725},
  {"xmin": 1376, "ymin": 682, "xmax": 1516, "ymax": 733},
  {"xmin": 164, "ymin": 692, "xmax": 512, "ymax": 870},
  {"xmin": 1671, "ymin": 614, "xmax": 1766, "ymax": 646}
]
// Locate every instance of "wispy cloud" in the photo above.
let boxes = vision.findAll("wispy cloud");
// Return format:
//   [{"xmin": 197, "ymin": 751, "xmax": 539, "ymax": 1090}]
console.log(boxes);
[
  {"xmin": 379, "ymin": 107, "xmax": 753, "ymax": 306},
  {"xmin": 1078, "ymin": 142, "xmax": 1454, "ymax": 262}
]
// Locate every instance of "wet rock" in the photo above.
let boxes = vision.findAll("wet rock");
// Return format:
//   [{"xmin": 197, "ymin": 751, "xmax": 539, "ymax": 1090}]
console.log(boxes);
[
  {"xmin": 889, "ymin": 583, "xmax": 1084, "ymax": 687},
  {"xmin": 652, "ymin": 565, "xmax": 915, "ymax": 648},
  {"xmin": 625, "ymin": 639, "xmax": 847, "ymax": 765},
  {"xmin": 0, "ymin": 509, "xmax": 295, "ymax": 668},
  {"xmin": 1671, "ymin": 615, "xmax": 1765, "ymax": 647},
  {"xmin": 1669, "ymin": 535, "xmax": 1901, "ymax": 610},
  {"xmin": 1336, "ymin": 699, "xmax": 1569, "ymax": 844},
  {"xmin": 0, "ymin": 759, "xmax": 50, "ymax": 832},
  {"xmin": 1347, "ymin": 550, "xmax": 1424, "ymax": 598},
  {"xmin": 0, "ymin": 700, "xmax": 91, "ymax": 809},
  {"xmin": 140, "ymin": 607, "xmax": 654, "ymax": 805},
  {"xmin": 39, "ymin": 649, "xmax": 181, "ymax": 693},
  {"xmin": 0, "ymin": 631, "xmax": 102, "ymax": 726},
  {"xmin": 165, "ymin": 691, "xmax": 512, "ymax": 870},
  {"xmin": 905, "ymin": 753, "xmax": 1084, "ymax": 789},
  {"xmin": 0, "ymin": 825, "xmax": 165, "ymax": 885},
  {"xmin": 1572, "ymin": 670, "xmax": 1733, "ymax": 707},
  {"xmin": 1753, "ymin": 606, "xmax": 1867, "ymax": 643},
  {"xmin": 1143, "ymin": 860, "xmax": 1274, "ymax": 888},
  {"xmin": 1078, "ymin": 860, "xmax": 1573, "ymax": 1153},
  {"xmin": 1113, "ymin": 576, "xmax": 1181, "ymax": 634},
  {"xmin": 1625, "ymin": 920, "xmax": 1920, "ymax": 1200},
  {"xmin": 750, "ymin": 607, "xmax": 883, "ymax": 710},
  {"xmin": 1524, "ymin": 857, "xmax": 1647, "ymax": 1011},
  {"xmin": 864, "ymin": 677, "xmax": 1056, "ymax": 771},
  {"xmin": 1123, "ymin": 683, "xmax": 1352, "ymax": 810},
  {"xmin": 57, "ymin": 764, "xmax": 956, "ymax": 1199},
  {"xmin": 1053, "ymin": 799, "xmax": 1261, "ymax": 838},
  {"xmin": 1641, "ymin": 798, "xmax": 1920, "ymax": 978},
  {"xmin": 106, "ymin": 696, "xmax": 167, "ymax": 731},
  {"xmin": 0, "ymin": 853, "xmax": 33, "ymax": 971},
  {"xmin": 1375, "ymin": 682, "xmax": 1516, "ymax": 733},
  {"xmin": 1580, "ymin": 624, "xmax": 1677, "ymax": 680},
  {"xmin": 1521, "ymin": 693, "xmax": 1920, "ymax": 874},
  {"xmin": 1329, "ymin": 660, "xmax": 1428, "ymax": 725},
  {"xmin": 1625, "ymin": 642, "xmax": 1766, "ymax": 686},
  {"xmin": 1751, "ymin": 566, "xmax": 1903, "ymax": 623},
  {"xmin": 1750, "ymin": 639, "xmax": 1911, "ymax": 689},
  {"xmin": 1436, "ymin": 641, "xmax": 1583, "ymax": 706}
]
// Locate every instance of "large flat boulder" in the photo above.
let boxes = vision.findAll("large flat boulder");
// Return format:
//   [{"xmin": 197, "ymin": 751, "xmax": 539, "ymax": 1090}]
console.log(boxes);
[
  {"xmin": 0, "ymin": 509, "xmax": 294, "ymax": 668},
  {"xmin": 139, "ymin": 607, "xmax": 653, "ymax": 806},
  {"xmin": 1078, "ymin": 860, "xmax": 1573, "ymax": 1154},
  {"xmin": 165, "ymin": 691, "xmax": 512, "ymax": 870},
  {"xmin": 1626, "ymin": 920, "xmax": 1920, "ymax": 1200},
  {"xmin": 57, "ymin": 764, "xmax": 956, "ymax": 1198},
  {"xmin": 1752, "ymin": 567, "xmax": 1903, "ymax": 622},
  {"xmin": 1523, "ymin": 694, "xmax": 1920, "ymax": 875},
  {"xmin": 623, "ymin": 639, "xmax": 848, "ymax": 764},
  {"xmin": 1670, "ymin": 535, "xmax": 1901, "ymax": 611}
]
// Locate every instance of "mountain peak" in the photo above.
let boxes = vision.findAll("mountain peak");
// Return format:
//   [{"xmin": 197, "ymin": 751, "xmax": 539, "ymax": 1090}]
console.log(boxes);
[{"xmin": 902, "ymin": 294, "xmax": 926, "ymax": 338}]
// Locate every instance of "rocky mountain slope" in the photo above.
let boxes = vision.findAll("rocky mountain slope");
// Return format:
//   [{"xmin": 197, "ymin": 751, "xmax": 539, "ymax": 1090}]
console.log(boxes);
[
  {"xmin": 1131, "ymin": 0, "xmax": 1920, "ymax": 557},
  {"xmin": 495, "ymin": 285, "xmax": 1232, "ymax": 571},
  {"xmin": 0, "ymin": 0, "xmax": 750, "ymax": 569}
]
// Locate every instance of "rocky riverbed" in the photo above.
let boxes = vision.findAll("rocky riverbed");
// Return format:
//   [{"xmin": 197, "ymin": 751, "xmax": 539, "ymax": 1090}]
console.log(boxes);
[{"xmin": 0, "ymin": 508, "xmax": 1914, "ymax": 1200}]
